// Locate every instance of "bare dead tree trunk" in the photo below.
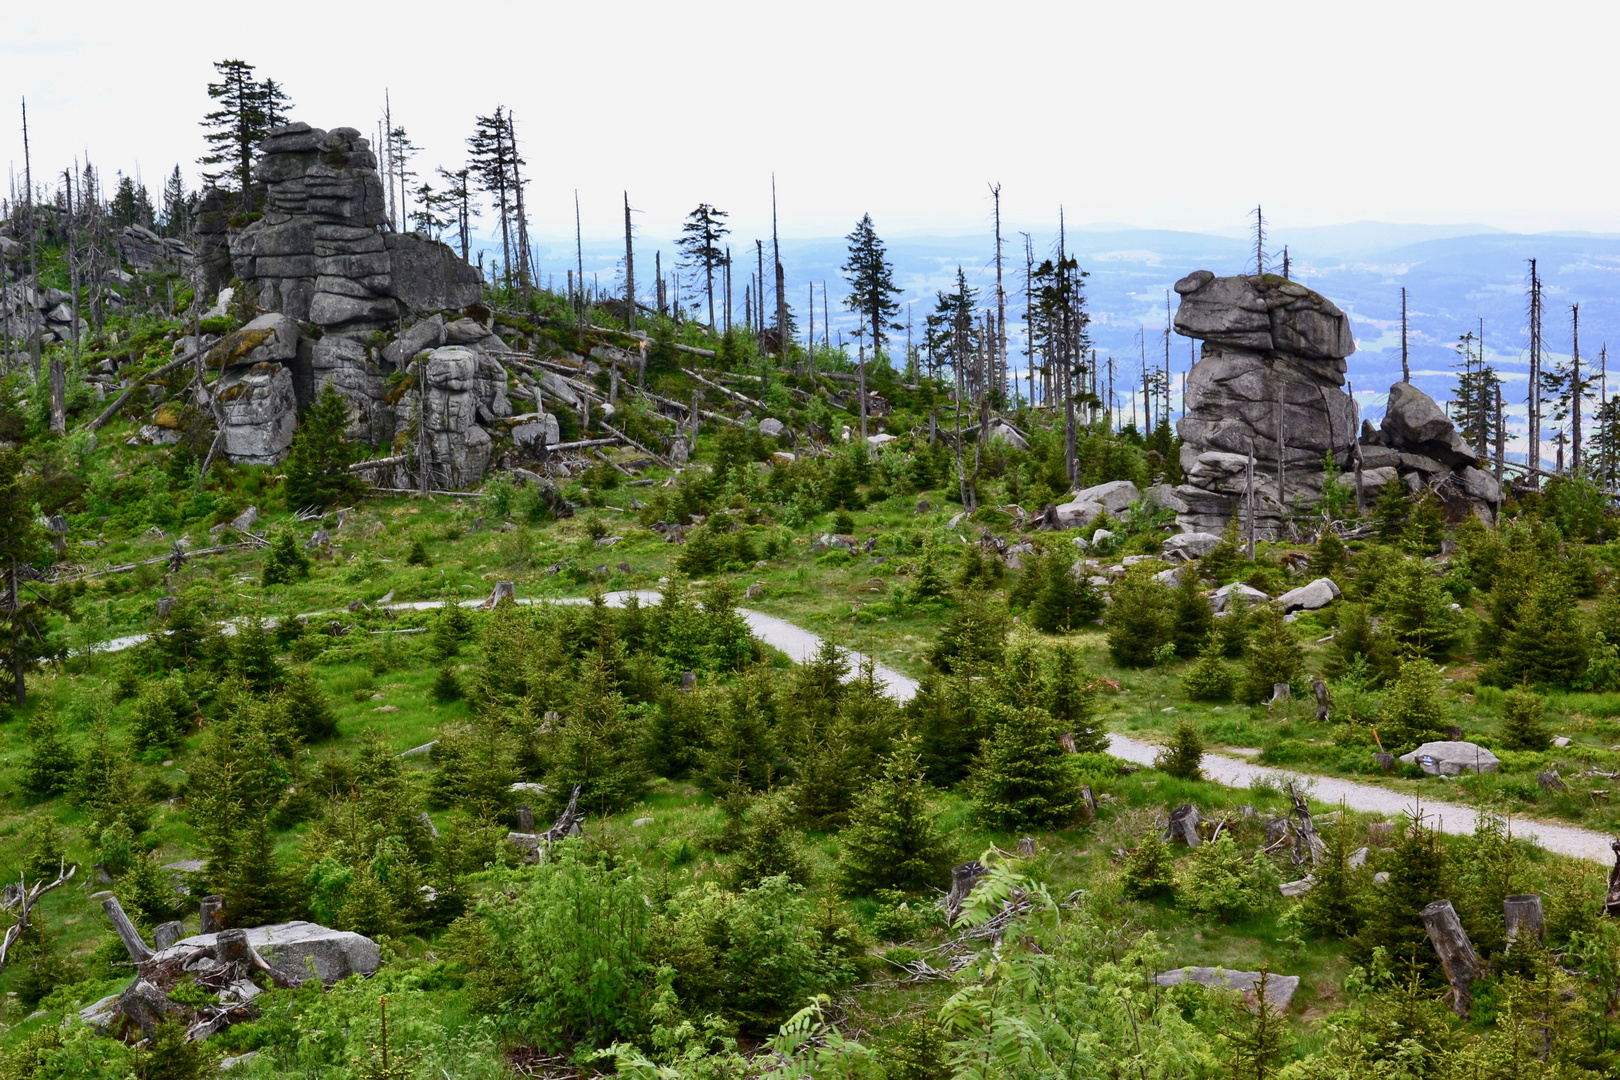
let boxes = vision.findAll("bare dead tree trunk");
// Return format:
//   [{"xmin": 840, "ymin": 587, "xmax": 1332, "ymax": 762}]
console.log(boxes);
[
  {"xmin": 623, "ymin": 191, "xmax": 635, "ymax": 332},
  {"xmin": 103, "ymin": 895, "xmax": 155, "ymax": 961},
  {"xmin": 1421, "ymin": 899, "xmax": 1482, "ymax": 1017}
]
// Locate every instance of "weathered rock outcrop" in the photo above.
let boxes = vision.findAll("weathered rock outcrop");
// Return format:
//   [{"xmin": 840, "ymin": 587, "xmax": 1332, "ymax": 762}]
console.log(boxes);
[
  {"xmin": 230, "ymin": 123, "xmax": 480, "ymax": 328},
  {"xmin": 1172, "ymin": 272, "xmax": 1359, "ymax": 536},
  {"xmin": 207, "ymin": 122, "xmax": 491, "ymax": 468},
  {"xmin": 400, "ymin": 345, "xmax": 512, "ymax": 488},
  {"xmin": 1171, "ymin": 272, "xmax": 1497, "ymax": 535}
]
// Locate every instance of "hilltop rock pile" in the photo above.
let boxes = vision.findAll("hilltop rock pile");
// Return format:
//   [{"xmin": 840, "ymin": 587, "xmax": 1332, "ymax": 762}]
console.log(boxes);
[{"xmin": 1171, "ymin": 271, "xmax": 1499, "ymax": 536}]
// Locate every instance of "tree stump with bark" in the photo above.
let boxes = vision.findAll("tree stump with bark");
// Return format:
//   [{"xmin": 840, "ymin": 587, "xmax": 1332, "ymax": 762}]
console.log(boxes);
[
  {"xmin": 1504, "ymin": 894, "xmax": 1545, "ymax": 950},
  {"xmin": 200, "ymin": 895, "xmax": 225, "ymax": 933},
  {"xmin": 1164, "ymin": 804, "xmax": 1202, "ymax": 848},
  {"xmin": 946, "ymin": 861, "xmax": 986, "ymax": 925}
]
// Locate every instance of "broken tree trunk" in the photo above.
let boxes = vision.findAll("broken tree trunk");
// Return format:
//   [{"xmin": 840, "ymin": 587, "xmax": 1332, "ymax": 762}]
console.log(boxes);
[
  {"xmin": 153, "ymin": 921, "xmax": 185, "ymax": 950},
  {"xmin": 1312, "ymin": 678, "xmax": 1330, "ymax": 722},
  {"xmin": 1608, "ymin": 839, "xmax": 1620, "ymax": 918},
  {"xmin": 1421, "ymin": 899, "xmax": 1482, "ymax": 1017},
  {"xmin": 1504, "ymin": 894, "xmax": 1546, "ymax": 950},
  {"xmin": 1284, "ymin": 781, "xmax": 1327, "ymax": 866},
  {"xmin": 103, "ymin": 895, "xmax": 155, "ymax": 962},
  {"xmin": 543, "ymin": 784, "xmax": 584, "ymax": 842}
]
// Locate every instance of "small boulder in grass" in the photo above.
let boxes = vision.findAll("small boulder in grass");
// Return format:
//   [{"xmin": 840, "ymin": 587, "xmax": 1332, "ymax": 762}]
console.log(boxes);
[{"xmin": 1398, "ymin": 741, "xmax": 1499, "ymax": 776}]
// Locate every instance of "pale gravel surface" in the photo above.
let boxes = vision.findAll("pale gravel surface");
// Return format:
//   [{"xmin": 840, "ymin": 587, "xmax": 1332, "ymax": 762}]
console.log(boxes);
[{"xmin": 98, "ymin": 588, "xmax": 1616, "ymax": 863}]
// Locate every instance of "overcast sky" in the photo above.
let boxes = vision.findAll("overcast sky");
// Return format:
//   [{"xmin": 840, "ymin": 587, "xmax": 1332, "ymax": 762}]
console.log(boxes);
[{"xmin": 6, "ymin": 0, "xmax": 1620, "ymax": 245}]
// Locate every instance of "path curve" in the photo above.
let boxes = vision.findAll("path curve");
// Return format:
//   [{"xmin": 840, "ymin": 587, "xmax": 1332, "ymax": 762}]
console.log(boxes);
[{"xmin": 95, "ymin": 589, "xmax": 1614, "ymax": 863}]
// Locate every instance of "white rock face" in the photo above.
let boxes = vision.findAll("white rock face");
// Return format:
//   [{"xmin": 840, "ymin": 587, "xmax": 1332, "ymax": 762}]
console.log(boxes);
[
  {"xmin": 155, "ymin": 921, "xmax": 380, "ymax": 983},
  {"xmin": 1163, "ymin": 532, "xmax": 1222, "ymax": 561},
  {"xmin": 1210, "ymin": 582, "xmax": 1269, "ymax": 612},
  {"xmin": 760, "ymin": 417, "xmax": 785, "ymax": 437},
  {"xmin": 988, "ymin": 419, "xmax": 1029, "ymax": 450},
  {"xmin": 1275, "ymin": 577, "xmax": 1341, "ymax": 612},
  {"xmin": 1399, "ymin": 741, "xmax": 1500, "ymax": 776},
  {"xmin": 1071, "ymin": 480, "xmax": 1141, "ymax": 514},
  {"xmin": 1154, "ymin": 966, "xmax": 1302, "ymax": 1012}
]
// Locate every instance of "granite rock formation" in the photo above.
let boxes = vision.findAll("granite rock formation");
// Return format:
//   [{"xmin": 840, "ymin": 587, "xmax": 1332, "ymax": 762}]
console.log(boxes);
[
  {"xmin": 1171, "ymin": 271, "xmax": 1497, "ymax": 536},
  {"xmin": 204, "ymin": 122, "xmax": 498, "ymax": 471}
]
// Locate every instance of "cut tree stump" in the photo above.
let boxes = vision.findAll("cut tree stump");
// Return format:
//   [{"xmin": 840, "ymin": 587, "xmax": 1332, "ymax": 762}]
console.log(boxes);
[
  {"xmin": 1608, "ymin": 839, "xmax": 1620, "ymax": 919},
  {"xmin": 946, "ymin": 861, "xmax": 986, "ymax": 925},
  {"xmin": 199, "ymin": 895, "xmax": 225, "ymax": 934},
  {"xmin": 116, "ymin": 978, "xmax": 181, "ymax": 1039},
  {"xmin": 153, "ymin": 921, "xmax": 185, "ymax": 950},
  {"xmin": 1312, "ymin": 679, "xmax": 1330, "ymax": 721},
  {"xmin": 480, "ymin": 581, "xmax": 516, "ymax": 609},
  {"xmin": 1080, "ymin": 785, "xmax": 1099, "ymax": 820},
  {"xmin": 1017, "ymin": 838, "xmax": 1037, "ymax": 858},
  {"xmin": 1421, "ymin": 899, "xmax": 1483, "ymax": 1017},
  {"xmin": 516, "ymin": 805, "xmax": 535, "ymax": 833},
  {"xmin": 1164, "ymin": 804, "xmax": 1202, "ymax": 848},
  {"xmin": 1504, "ymin": 894, "xmax": 1545, "ymax": 950}
]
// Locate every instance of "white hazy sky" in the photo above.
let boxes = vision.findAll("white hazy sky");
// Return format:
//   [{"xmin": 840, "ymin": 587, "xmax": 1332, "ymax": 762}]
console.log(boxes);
[{"xmin": 5, "ymin": 0, "xmax": 1620, "ymax": 243}]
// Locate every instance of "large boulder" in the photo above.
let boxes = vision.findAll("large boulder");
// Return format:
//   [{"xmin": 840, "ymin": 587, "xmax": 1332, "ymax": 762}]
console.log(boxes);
[
  {"xmin": 382, "ymin": 314, "xmax": 447, "ymax": 366},
  {"xmin": 1163, "ymin": 532, "xmax": 1223, "ymax": 561},
  {"xmin": 407, "ymin": 346, "xmax": 494, "ymax": 487},
  {"xmin": 1155, "ymin": 967, "xmax": 1301, "ymax": 1012},
  {"xmin": 1399, "ymin": 741, "xmax": 1500, "ymax": 776},
  {"xmin": 1072, "ymin": 479, "xmax": 1141, "ymax": 514},
  {"xmin": 1275, "ymin": 577, "xmax": 1341, "ymax": 612},
  {"xmin": 1210, "ymin": 582, "xmax": 1269, "ymax": 612},
  {"xmin": 988, "ymin": 419, "xmax": 1029, "ymax": 451},
  {"xmin": 1381, "ymin": 382, "xmax": 1479, "ymax": 467},
  {"xmin": 383, "ymin": 232, "xmax": 483, "ymax": 313},
  {"xmin": 1053, "ymin": 498, "xmax": 1107, "ymax": 529},
  {"xmin": 1173, "ymin": 271, "xmax": 1354, "ymax": 362},
  {"xmin": 155, "ymin": 921, "xmax": 380, "ymax": 983},
  {"xmin": 204, "ymin": 313, "xmax": 302, "ymax": 369},
  {"xmin": 218, "ymin": 362, "xmax": 298, "ymax": 464}
]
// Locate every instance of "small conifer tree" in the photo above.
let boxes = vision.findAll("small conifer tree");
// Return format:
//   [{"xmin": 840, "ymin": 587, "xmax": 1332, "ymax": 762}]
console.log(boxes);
[
  {"xmin": 1170, "ymin": 570, "xmax": 1214, "ymax": 658},
  {"xmin": 732, "ymin": 793, "xmax": 812, "ymax": 890},
  {"xmin": 233, "ymin": 614, "xmax": 281, "ymax": 693},
  {"xmin": 130, "ymin": 675, "xmax": 193, "ymax": 752},
  {"xmin": 1183, "ymin": 638, "xmax": 1236, "ymax": 702},
  {"xmin": 1497, "ymin": 573, "xmax": 1591, "ymax": 688},
  {"xmin": 969, "ymin": 707, "xmax": 1082, "ymax": 830},
  {"xmin": 1216, "ymin": 592, "xmax": 1254, "ymax": 659},
  {"xmin": 283, "ymin": 384, "xmax": 364, "ymax": 511},
  {"xmin": 1324, "ymin": 602, "xmax": 1382, "ymax": 681},
  {"xmin": 279, "ymin": 665, "xmax": 338, "ymax": 742},
  {"xmin": 432, "ymin": 664, "xmax": 462, "ymax": 702},
  {"xmin": 116, "ymin": 851, "xmax": 182, "ymax": 929},
  {"xmin": 1045, "ymin": 643, "xmax": 1107, "ymax": 753},
  {"xmin": 1373, "ymin": 480, "xmax": 1410, "ymax": 540},
  {"xmin": 1105, "ymin": 569, "xmax": 1173, "ymax": 667},
  {"xmin": 1311, "ymin": 530, "xmax": 1347, "ymax": 580},
  {"xmin": 221, "ymin": 816, "xmax": 285, "ymax": 927},
  {"xmin": 405, "ymin": 536, "xmax": 430, "ymax": 566},
  {"xmin": 835, "ymin": 736, "xmax": 954, "ymax": 896},
  {"xmin": 1380, "ymin": 655, "xmax": 1450, "ymax": 752},
  {"xmin": 1499, "ymin": 687, "xmax": 1550, "ymax": 751},
  {"xmin": 1240, "ymin": 604, "xmax": 1304, "ymax": 704},
  {"xmin": 1029, "ymin": 552, "xmax": 1104, "ymax": 632},
  {"xmin": 261, "ymin": 526, "xmax": 311, "ymax": 587},
  {"xmin": 1297, "ymin": 807, "xmax": 1366, "ymax": 938},
  {"xmin": 1121, "ymin": 832, "xmax": 1177, "ymax": 900},
  {"xmin": 908, "ymin": 543, "xmax": 948, "ymax": 601},
  {"xmin": 1201, "ymin": 515, "xmax": 1247, "ymax": 582},
  {"xmin": 1155, "ymin": 720, "xmax": 1205, "ymax": 780},
  {"xmin": 21, "ymin": 711, "xmax": 78, "ymax": 799},
  {"xmin": 1402, "ymin": 493, "xmax": 1445, "ymax": 556}
]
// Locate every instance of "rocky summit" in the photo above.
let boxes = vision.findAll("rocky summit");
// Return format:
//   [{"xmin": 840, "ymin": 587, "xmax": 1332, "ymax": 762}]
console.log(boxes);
[{"xmin": 1171, "ymin": 271, "xmax": 1500, "ymax": 537}]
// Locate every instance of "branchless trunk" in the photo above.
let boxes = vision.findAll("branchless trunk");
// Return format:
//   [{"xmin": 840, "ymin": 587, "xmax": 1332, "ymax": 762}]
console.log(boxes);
[
  {"xmin": 1421, "ymin": 899, "xmax": 1482, "ymax": 1017},
  {"xmin": 1504, "ymin": 893, "xmax": 1545, "ymax": 950}
]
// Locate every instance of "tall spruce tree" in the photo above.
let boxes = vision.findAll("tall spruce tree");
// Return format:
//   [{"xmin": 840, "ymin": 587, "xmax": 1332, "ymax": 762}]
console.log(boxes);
[
  {"xmin": 0, "ymin": 449, "xmax": 59, "ymax": 705},
  {"xmin": 199, "ymin": 59, "xmax": 291, "ymax": 212},
  {"xmin": 678, "ymin": 203, "xmax": 730, "ymax": 332},
  {"xmin": 842, "ymin": 213, "xmax": 902, "ymax": 358},
  {"xmin": 467, "ymin": 108, "xmax": 523, "ymax": 289},
  {"xmin": 1240, "ymin": 604, "xmax": 1304, "ymax": 704}
]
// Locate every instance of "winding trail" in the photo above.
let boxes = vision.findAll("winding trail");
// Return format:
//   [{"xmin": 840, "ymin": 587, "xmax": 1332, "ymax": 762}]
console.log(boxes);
[{"xmin": 97, "ymin": 589, "xmax": 1617, "ymax": 863}]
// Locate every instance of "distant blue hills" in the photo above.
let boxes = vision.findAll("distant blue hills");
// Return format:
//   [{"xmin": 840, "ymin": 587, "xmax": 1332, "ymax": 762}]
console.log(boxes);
[{"xmin": 508, "ymin": 221, "xmax": 1620, "ymax": 457}]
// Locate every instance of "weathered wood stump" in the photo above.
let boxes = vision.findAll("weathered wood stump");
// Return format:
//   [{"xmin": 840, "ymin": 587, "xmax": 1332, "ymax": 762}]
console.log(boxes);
[
  {"xmin": 215, "ymin": 928, "xmax": 251, "ymax": 966},
  {"xmin": 1504, "ymin": 894, "xmax": 1545, "ymax": 950},
  {"xmin": 418, "ymin": 811, "xmax": 438, "ymax": 839},
  {"xmin": 680, "ymin": 670, "xmax": 697, "ymax": 690},
  {"xmin": 199, "ymin": 895, "xmax": 225, "ymax": 934},
  {"xmin": 153, "ymin": 920, "xmax": 185, "ymax": 950},
  {"xmin": 516, "ymin": 805, "xmax": 535, "ymax": 833},
  {"xmin": 1538, "ymin": 769, "xmax": 1565, "ymax": 792},
  {"xmin": 1080, "ymin": 784, "xmax": 1098, "ymax": 820},
  {"xmin": 102, "ymin": 896, "xmax": 154, "ymax": 962},
  {"xmin": 1165, "ymin": 804, "xmax": 1202, "ymax": 848},
  {"xmin": 116, "ymin": 978, "xmax": 181, "ymax": 1038},
  {"xmin": 1271, "ymin": 683, "xmax": 1292, "ymax": 703},
  {"xmin": 1017, "ymin": 837, "xmax": 1037, "ymax": 858},
  {"xmin": 1312, "ymin": 678, "xmax": 1330, "ymax": 721},
  {"xmin": 1421, "ymin": 899, "xmax": 1482, "ymax": 1016},
  {"xmin": 1374, "ymin": 752, "xmax": 1396, "ymax": 771},
  {"xmin": 481, "ymin": 581, "xmax": 516, "ymax": 609},
  {"xmin": 1607, "ymin": 839, "xmax": 1620, "ymax": 919},
  {"xmin": 946, "ymin": 861, "xmax": 986, "ymax": 924}
]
